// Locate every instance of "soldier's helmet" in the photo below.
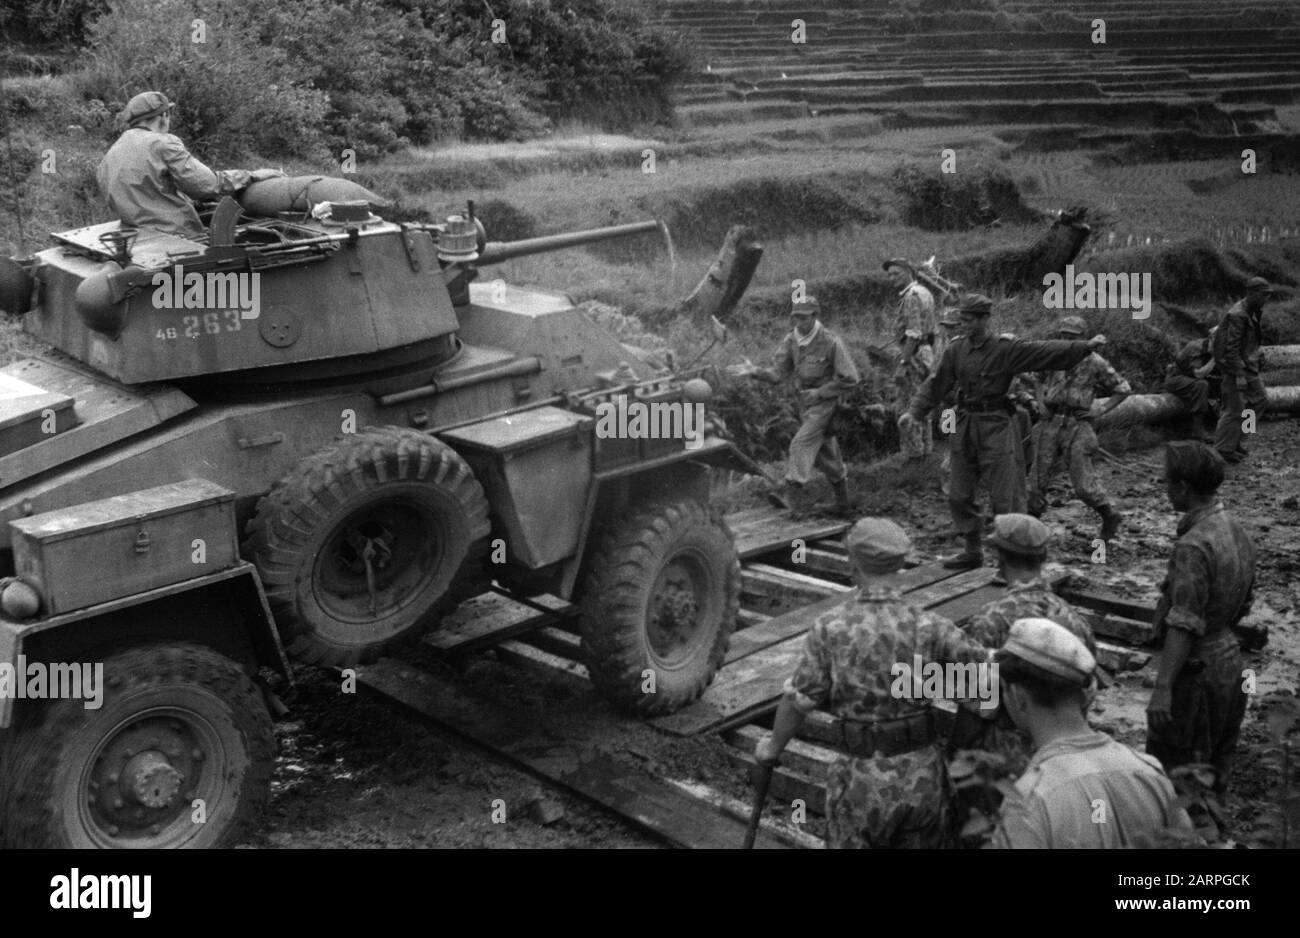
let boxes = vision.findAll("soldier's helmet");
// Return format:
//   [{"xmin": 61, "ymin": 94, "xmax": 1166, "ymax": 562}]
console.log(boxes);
[
  {"xmin": 957, "ymin": 294, "xmax": 993, "ymax": 317},
  {"xmin": 987, "ymin": 513, "xmax": 1050, "ymax": 560},
  {"xmin": 846, "ymin": 517, "xmax": 911, "ymax": 575},
  {"xmin": 1057, "ymin": 316, "xmax": 1087, "ymax": 337},
  {"xmin": 996, "ymin": 618, "xmax": 1096, "ymax": 687},
  {"xmin": 938, "ymin": 307, "xmax": 962, "ymax": 327},
  {"xmin": 121, "ymin": 91, "xmax": 175, "ymax": 127},
  {"xmin": 791, "ymin": 295, "xmax": 820, "ymax": 317}
]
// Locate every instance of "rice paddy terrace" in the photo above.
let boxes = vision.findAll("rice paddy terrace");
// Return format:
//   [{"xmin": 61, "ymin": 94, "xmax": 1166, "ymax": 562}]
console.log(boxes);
[{"xmin": 660, "ymin": 0, "xmax": 1300, "ymax": 135}]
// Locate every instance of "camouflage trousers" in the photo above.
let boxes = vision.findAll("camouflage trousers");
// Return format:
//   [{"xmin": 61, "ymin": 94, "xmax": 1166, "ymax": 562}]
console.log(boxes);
[
  {"xmin": 897, "ymin": 352, "xmax": 935, "ymax": 459},
  {"xmin": 786, "ymin": 396, "xmax": 847, "ymax": 485},
  {"xmin": 1028, "ymin": 414, "xmax": 1111, "ymax": 515},
  {"xmin": 824, "ymin": 745, "xmax": 956, "ymax": 848}
]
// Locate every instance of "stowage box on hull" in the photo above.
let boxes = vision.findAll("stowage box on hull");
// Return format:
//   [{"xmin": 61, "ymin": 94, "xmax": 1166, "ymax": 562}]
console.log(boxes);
[{"xmin": 9, "ymin": 479, "xmax": 239, "ymax": 616}]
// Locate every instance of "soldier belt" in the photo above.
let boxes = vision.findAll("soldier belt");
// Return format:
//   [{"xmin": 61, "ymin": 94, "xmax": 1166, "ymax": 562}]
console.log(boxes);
[
  {"xmin": 837, "ymin": 710, "xmax": 937, "ymax": 758},
  {"xmin": 959, "ymin": 401, "xmax": 1011, "ymax": 415}
]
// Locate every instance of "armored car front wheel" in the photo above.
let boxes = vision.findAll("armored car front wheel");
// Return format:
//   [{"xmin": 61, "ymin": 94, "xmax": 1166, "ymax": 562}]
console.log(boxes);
[
  {"xmin": 0, "ymin": 642, "xmax": 274, "ymax": 848},
  {"xmin": 578, "ymin": 499, "xmax": 740, "ymax": 716},
  {"xmin": 245, "ymin": 427, "xmax": 491, "ymax": 668}
]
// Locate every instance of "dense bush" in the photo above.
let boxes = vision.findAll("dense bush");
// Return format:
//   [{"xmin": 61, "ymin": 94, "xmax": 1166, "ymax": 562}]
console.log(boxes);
[
  {"xmin": 436, "ymin": 0, "xmax": 696, "ymax": 128},
  {"xmin": 28, "ymin": 0, "xmax": 694, "ymax": 164},
  {"xmin": 0, "ymin": 0, "xmax": 107, "ymax": 44},
  {"xmin": 76, "ymin": 0, "xmax": 332, "ymax": 162},
  {"xmin": 892, "ymin": 162, "xmax": 1041, "ymax": 231}
]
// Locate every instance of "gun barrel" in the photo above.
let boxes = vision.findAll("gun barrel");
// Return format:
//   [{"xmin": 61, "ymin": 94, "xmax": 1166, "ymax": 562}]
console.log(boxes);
[{"xmin": 476, "ymin": 220, "xmax": 660, "ymax": 266}]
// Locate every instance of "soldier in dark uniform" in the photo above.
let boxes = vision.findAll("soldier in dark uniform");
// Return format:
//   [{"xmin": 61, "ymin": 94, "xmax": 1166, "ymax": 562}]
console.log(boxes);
[
  {"xmin": 754, "ymin": 518, "xmax": 991, "ymax": 848},
  {"xmin": 1148, "ymin": 442, "xmax": 1256, "ymax": 796},
  {"xmin": 1212, "ymin": 277, "xmax": 1275, "ymax": 463},
  {"xmin": 731, "ymin": 296, "xmax": 860, "ymax": 514},
  {"xmin": 1163, "ymin": 330, "xmax": 1220, "ymax": 442},
  {"xmin": 900, "ymin": 295, "xmax": 1107, "ymax": 569}
]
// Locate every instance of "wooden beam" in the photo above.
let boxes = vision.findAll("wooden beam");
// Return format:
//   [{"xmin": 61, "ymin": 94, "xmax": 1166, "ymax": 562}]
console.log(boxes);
[
  {"xmin": 1058, "ymin": 586, "xmax": 1156, "ymax": 624},
  {"xmin": 357, "ymin": 658, "xmax": 798, "ymax": 849}
]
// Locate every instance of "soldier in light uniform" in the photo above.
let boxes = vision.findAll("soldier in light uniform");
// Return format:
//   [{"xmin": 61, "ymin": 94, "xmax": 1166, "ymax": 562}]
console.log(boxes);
[
  {"xmin": 988, "ymin": 618, "xmax": 1195, "ymax": 848},
  {"xmin": 1148, "ymin": 442, "xmax": 1256, "ymax": 796},
  {"xmin": 1027, "ymin": 316, "xmax": 1131, "ymax": 542},
  {"xmin": 935, "ymin": 307, "xmax": 963, "ymax": 497},
  {"xmin": 754, "ymin": 518, "xmax": 991, "ymax": 848},
  {"xmin": 901, "ymin": 295, "xmax": 1107, "ymax": 569},
  {"xmin": 97, "ymin": 91, "xmax": 284, "ymax": 241},
  {"xmin": 734, "ymin": 296, "xmax": 860, "ymax": 515},
  {"xmin": 885, "ymin": 259, "xmax": 938, "ymax": 460}
]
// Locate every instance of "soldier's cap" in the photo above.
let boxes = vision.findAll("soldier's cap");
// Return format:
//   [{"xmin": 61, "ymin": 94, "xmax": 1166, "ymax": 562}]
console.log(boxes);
[
  {"xmin": 987, "ymin": 513, "xmax": 1050, "ymax": 559},
  {"xmin": 1245, "ymin": 276, "xmax": 1275, "ymax": 294},
  {"xmin": 1057, "ymin": 315, "xmax": 1087, "ymax": 336},
  {"xmin": 957, "ymin": 294, "xmax": 994, "ymax": 317},
  {"xmin": 938, "ymin": 307, "xmax": 963, "ymax": 327},
  {"xmin": 846, "ymin": 517, "xmax": 911, "ymax": 574},
  {"xmin": 997, "ymin": 617, "xmax": 1096, "ymax": 687},
  {"xmin": 121, "ymin": 91, "xmax": 175, "ymax": 127},
  {"xmin": 882, "ymin": 258, "xmax": 913, "ymax": 274},
  {"xmin": 791, "ymin": 295, "xmax": 820, "ymax": 316}
]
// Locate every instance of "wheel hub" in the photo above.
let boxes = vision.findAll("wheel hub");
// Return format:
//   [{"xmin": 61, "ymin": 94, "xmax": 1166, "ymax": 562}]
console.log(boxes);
[
  {"xmin": 316, "ymin": 499, "xmax": 443, "ymax": 623},
  {"xmin": 647, "ymin": 557, "xmax": 708, "ymax": 663},
  {"xmin": 87, "ymin": 717, "xmax": 202, "ymax": 837},
  {"xmin": 121, "ymin": 751, "xmax": 183, "ymax": 808}
]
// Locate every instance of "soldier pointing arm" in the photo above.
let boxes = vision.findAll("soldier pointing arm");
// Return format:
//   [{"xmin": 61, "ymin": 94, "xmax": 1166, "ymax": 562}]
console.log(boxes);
[{"xmin": 900, "ymin": 294, "xmax": 1104, "ymax": 569}]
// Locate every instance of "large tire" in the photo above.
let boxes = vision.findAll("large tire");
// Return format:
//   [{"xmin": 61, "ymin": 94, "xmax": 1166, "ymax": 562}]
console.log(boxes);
[
  {"xmin": 245, "ymin": 427, "xmax": 490, "ymax": 666},
  {"xmin": 0, "ymin": 642, "xmax": 274, "ymax": 848},
  {"xmin": 579, "ymin": 499, "xmax": 740, "ymax": 716}
]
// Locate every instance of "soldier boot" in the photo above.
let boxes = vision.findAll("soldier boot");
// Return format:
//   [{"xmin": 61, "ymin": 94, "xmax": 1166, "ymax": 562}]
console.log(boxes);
[
  {"xmin": 1099, "ymin": 506, "xmax": 1123, "ymax": 543},
  {"xmin": 941, "ymin": 532, "xmax": 983, "ymax": 570}
]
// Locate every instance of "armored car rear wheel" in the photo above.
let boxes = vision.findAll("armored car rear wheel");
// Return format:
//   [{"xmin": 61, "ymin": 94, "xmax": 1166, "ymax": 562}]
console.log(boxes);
[
  {"xmin": 578, "ymin": 499, "xmax": 740, "ymax": 716},
  {"xmin": 245, "ymin": 427, "xmax": 491, "ymax": 667},
  {"xmin": 0, "ymin": 642, "xmax": 274, "ymax": 848}
]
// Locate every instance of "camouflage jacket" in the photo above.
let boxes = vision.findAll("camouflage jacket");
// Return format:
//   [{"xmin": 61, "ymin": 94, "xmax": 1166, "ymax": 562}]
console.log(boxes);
[
  {"xmin": 895, "ymin": 282, "xmax": 937, "ymax": 344},
  {"xmin": 770, "ymin": 323, "xmax": 860, "ymax": 396},
  {"xmin": 1038, "ymin": 351, "xmax": 1131, "ymax": 417},
  {"xmin": 1155, "ymin": 502, "xmax": 1256, "ymax": 647},
  {"xmin": 908, "ymin": 335, "xmax": 1093, "ymax": 419},
  {"xmin": 962, "ymin": 574, "xmax": 1097, "ymax": 657},
  {"xmin": 783, "ymin": 586, "xmax": 990, "ymax": 721}
]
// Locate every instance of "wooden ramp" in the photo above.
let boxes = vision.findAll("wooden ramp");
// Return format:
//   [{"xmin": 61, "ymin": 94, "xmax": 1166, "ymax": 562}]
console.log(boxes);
[
  {"xmin": 651, "ymin": 563, "xmax": 1022, "ymax": 737},
  {"xmin": 357, "ymin": 658, "xmax": 814, "ymax": 849},
  {"xmin": 356, "ymin": 505, "xmax": 1161, "ymax": 845}
]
